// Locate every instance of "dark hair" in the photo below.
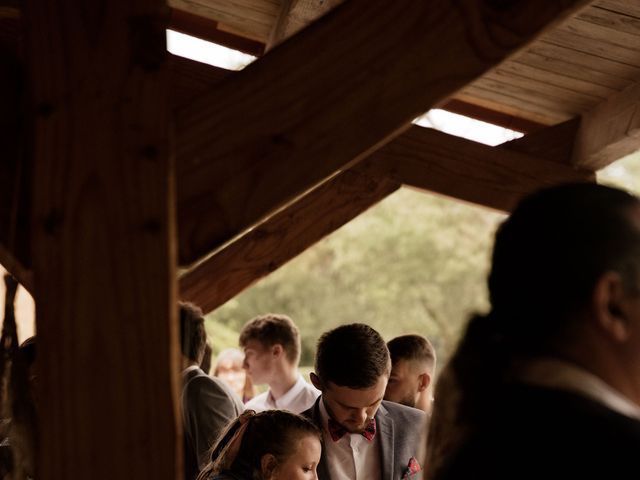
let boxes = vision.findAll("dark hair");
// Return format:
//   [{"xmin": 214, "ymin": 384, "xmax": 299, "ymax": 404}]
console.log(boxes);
[
  {"xmin": 197, "ymin": 410, "xmax": 321, "ymax": 480},
  {"xmin": 387, "ymin": 334, "xmax": 436, "ymax": 369},
  {"xmin": 450, "ymin": 183, "xmax": 640, "ymax": 424},
  {"xmin": 179, "ymin": 302, "xmax": 207, "ymax": 362},
  {"xmin": 239, "ymin": 314, "xmax": 301, "ymax": 364},
  {"xmin": 315, "ymin": 323, "xmax": 390, "ymax": 389}
]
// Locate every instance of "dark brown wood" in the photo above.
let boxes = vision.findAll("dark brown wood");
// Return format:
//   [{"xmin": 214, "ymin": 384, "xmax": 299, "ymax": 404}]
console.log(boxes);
[
  {"xmin": 369, "ymin": 126, "xmax": 595, "ymax": 213},
  {"xmin": 169, "ymin": 8, "xmax": 265, "ymax": 57},
  {"xmin": 168, "ymin": 54, "xmax": 230, "ymax": 109},
  {"xmin": 441, "ymin": 98, "xmax": 547, "ymax": 133},
  {"xmin": 500, "ymin": 117, "xmax": 581, "ymax": 164},
  {"xmin": 179, "ymin": 163, "xmax": 399, "ymax": 312},
  {"xmin": 573, "ymin": 81, "xmax": 640, "ymax": 170},
  {"xmin": 175, "ymin": 0, "xmax": 590, "ymax": 266},
  {"xmin": 25, "ymin": 1, "xmax": 180, "ymax": 478}
]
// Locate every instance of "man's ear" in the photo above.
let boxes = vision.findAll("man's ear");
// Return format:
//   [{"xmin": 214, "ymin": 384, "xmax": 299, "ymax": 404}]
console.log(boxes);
[
  {"xmin": 417, "ymin": 373, "xmax": 431, "ymax": 392},
  {"xmin": 593, "ymin": 271, "xmax": 631, "ymax": 342},
  {"xmin": 272, "ymin": 344, "xmax": 283, "ymax": 358},
  {"xmin": 310, "ymin": 372, "xmax": 323, "ymax": 391},
  {"xmin": 261, "ymin": 454, "xmax": 278, "ymax": 479}
]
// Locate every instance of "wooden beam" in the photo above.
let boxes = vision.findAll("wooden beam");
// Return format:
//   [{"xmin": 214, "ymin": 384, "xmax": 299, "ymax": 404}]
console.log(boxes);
[
  {"xmin": 175, "ymin": 0, "xmax": 591, "ymax": 266},
  {"xmin": 179, "ymin": 163, "xmax": 399, "ymax": 313},
  {"xmin": 168, "ymin": 54, "xmax": 230, "ymax": 109},
  {"xmin": 169, "ymin": 8, "xmax": 265, "ymax": 57},
  {"xmin": 25, "ymin": 1, "xmax": 179, "ymax": 479},
  {"xmin": 500, "ymin": 117, "xmax": 581, "ymax": 164},
  {"xmin": 572, "ymin": 81, "xmax": 640, "ymax": 170},
  {"xmin": 369, "ymin": 126, "xmax": 595, "ymax": 212}
]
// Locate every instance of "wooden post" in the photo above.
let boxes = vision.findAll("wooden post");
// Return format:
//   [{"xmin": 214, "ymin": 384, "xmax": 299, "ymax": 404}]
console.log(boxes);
[{"xmin": 25, "ymin": 1, "xmax": 180, "ymax": 479}]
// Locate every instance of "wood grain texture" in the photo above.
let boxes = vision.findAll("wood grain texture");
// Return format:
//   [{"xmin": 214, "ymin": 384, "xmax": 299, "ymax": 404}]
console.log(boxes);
[
  {"xmin": 169, "ymin": 0, "xmax": 280, "ymax": 42},
  {"xmin": 25, "ymin": 1, "xmax": 180, "ymax": 478},
  {"xmin": 175, "ymin": 0, "xmax": 591, "ymax": 266},
  {"xmin": 369, "ymin": 126, "xmax": 594, "ymax": 213},
  {"xmin": 179, "ymin": 163, "xmax": 399, "ymax": 312},
  {"xmin": 573, "ymin": 80, "xmax": 640, "ymax": 170},
  {"xmin": 501, "ymin": 117, "xmax": 581, "ymax": 164}
]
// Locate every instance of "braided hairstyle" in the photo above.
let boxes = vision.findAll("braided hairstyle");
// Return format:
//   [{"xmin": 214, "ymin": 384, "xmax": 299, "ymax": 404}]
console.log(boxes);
[{"xmin": 197, "ymin": 410, "xmax": 321, "ymax": 480}]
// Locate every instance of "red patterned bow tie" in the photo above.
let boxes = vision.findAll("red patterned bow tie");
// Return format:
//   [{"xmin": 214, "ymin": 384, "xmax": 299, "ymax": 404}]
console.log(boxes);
[{"xmin": 327, "ymin": 417, "xmax": 376, "ymax": 442}]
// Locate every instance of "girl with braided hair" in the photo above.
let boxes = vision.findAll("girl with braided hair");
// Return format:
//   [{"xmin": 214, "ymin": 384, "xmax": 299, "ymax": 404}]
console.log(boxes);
[{"xmin": 197, "ymin": 409, "xmax": 321, "ymax": 480}]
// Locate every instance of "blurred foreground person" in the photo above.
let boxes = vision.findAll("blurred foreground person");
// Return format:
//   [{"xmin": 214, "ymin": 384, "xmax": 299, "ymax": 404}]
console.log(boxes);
[
  {"xmin": 196, "ymin": 410, "xmax": 321, "ymax": 480},
  {"xmin": 427, "ymin": 183, "xmax": 640, "ymax": 480}
]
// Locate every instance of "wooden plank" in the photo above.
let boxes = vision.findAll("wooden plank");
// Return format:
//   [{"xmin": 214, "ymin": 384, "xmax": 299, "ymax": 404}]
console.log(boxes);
[
  {"xmin": 473, "ymin": 72, "xmax": 600, "ymax": 112},
  {"xmin": 496, "ymin": 60, "xmax": 617, "ymax": 99},
  {"xmin": 169, "ymin": 0, "xmax": 279, "ymax": 42},
  {"xmin": 501, "ymin": 117, "xmax": 581, "ymax": 164},
  {"xmin": 25, "ymin": 1, "xmax": 180, "ymax": 479},
  {"xmin": 519, "ymin": 46, "xmax": 633, "ymax": 90},
  {"xmin": 169, "ymin": 8, "xmax": 265, "ymax": 56},
  {"xmin": 457, "ymin": 86, "xmax": 572, "ymax": 125},
  {"xmin": 573, "ymin": 81, "xmax": 640, "ymax": 170},
  {"xmin": 593, "ymin": 0, "xmax": 640, "ymax": 21},
  {"xmin": 440, "ymin": 98, "xmax": 546, "ymax": 133},
  {"xmin": 175, "ymin": 0, "xmax": 591, "ymax": 266},
  {"xmin": 561, "ymin": 17, "xmax": 640, "ymax": 53},
  {"xmin": 579, "ymin": 6, "xmax": 640, "ymax": 37},
  {"xmin": 179, "ymin": 164, "xmax": 399, "ymax": 312},
  {"xmin": 545, "ymin": 27, "xmax": 640, "ymax": 65},
  {"xmin": 369, "ymin": 126, "xmax": 595, "ymax": 212}
]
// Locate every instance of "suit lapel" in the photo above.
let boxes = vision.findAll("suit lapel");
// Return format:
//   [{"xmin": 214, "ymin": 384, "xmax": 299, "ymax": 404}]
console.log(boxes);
[
  {"xmin": 376, "ymin": 403, "xmax": 395, "ymax": 480},
  {"xmin": 310, "ymin": 397, "xmax": 332, "ymax": 480}
]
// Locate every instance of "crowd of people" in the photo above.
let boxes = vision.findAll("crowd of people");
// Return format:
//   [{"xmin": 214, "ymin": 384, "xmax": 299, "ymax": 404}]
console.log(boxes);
[
  {"xmin": 4, "ymin": 182, "xmax": 640, "ymax": 479},
  {"xmin": 181, "ymin": 182, "xmax": 640, "ymax": 480}
]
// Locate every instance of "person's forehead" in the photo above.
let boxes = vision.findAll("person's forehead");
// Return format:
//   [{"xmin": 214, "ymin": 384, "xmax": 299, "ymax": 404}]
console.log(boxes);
[
  {"xmin": 243, "ymin": 338, "xmax": 268, "ymax": 352},
  {"xmin": 326, "ymin": 378, "xmax": 386, "ymax": 406}
]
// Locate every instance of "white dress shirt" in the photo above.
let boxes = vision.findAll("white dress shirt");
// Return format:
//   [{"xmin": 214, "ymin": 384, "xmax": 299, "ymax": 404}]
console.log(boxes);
[
  {"xmin": 318, "ymin": 398, "xmax": 381, "ymax": 480},
  {"xmin": 244, "ymin": 373, "xmax": 320, "ymax": 414},
  {"xmin": 520, "ymin": 357, "xmax": 640, "ymax": 420}
]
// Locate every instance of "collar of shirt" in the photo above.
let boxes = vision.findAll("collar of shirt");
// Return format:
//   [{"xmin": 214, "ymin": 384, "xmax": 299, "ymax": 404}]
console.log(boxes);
[
  {"xmin": 267, "ymin": 373, "xmax": 308, "ymax": 408},
  {"xmin": 519, "ymin": 357, "xmax": 640, "ymax": 420},
  {"xmin": 182, "ymin": 364, "xmax": 200, "ymax": 376}
]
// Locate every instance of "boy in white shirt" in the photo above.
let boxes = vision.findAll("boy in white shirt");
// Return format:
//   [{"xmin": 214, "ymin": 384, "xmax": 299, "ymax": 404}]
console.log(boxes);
[{"xmin": 240, "ymin": 313, "xmax": 319, "ymax": 413}]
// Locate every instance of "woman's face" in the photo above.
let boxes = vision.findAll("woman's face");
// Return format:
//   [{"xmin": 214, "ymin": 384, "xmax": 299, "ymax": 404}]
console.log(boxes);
[
  {"xmin": 269, "ymin": 434, "xmax": 321, "ymax": 480},
  {"xmin": 215, "ymin": 360, "xmax": 246, "ymax": 397}
]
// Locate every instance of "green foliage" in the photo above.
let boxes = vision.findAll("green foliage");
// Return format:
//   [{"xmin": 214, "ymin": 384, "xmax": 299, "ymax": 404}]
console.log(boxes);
[
  {"xmin": 206, "ymin": 188, "xmax": 505, "ymax": 368},
  {"xmin": 203, "ymin": 148, "xmax": 640, "ymax": 373}
]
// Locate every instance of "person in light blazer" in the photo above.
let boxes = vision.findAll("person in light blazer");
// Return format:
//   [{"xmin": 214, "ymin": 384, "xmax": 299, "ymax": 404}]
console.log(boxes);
[{"xmin": 304, "ymin": 323, "xmax": 425, "ymax": 480}]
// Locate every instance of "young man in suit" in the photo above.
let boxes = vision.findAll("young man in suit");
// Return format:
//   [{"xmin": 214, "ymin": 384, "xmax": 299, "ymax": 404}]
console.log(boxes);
[
  {"xmin": 304, "ymin": 323, "xmax": 425, "ymax": 480},
  {"xmin": 385, "ymin": 334, "xmax": 437, "ymax": 413},
  {"xmin": 180, "ymin": 302, "xmax": 244, "ymax": 480}
]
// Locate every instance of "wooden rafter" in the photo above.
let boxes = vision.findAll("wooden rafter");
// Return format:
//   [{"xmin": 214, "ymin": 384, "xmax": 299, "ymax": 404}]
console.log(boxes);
[
  {"xmin": 180, "ymin": 121, "xmax": 593, "ymax": 314},
  {"xmin": 175, "ymin": 0, "xmax": 592, "ymax": 266},
  {"xmin": 370, "ymin": 126, "xmax": 595, "ymax": 213},
  {"xmin": 572, "ymin": 81, "xmax": 640, "ymax": 170},
  {"xmin": 179, "ymin": 163, "xmax": 399, "ymax": 312}
]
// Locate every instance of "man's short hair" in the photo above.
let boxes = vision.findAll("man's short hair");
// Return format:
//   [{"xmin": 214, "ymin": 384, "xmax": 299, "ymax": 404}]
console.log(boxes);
[
  {"xmin": 239, "ymin": 313, "xmax": 301, "ymax": 364},
  {"xmin": 179, "ymin": 302, "xmax": 207, "ymax": 362},
  {"xmin": 388, "ymin": 334, "xmax": 436, "ymax": 371},
  {"xmin": 315, "ymin": 323, "xmax": 390, "ymax": 389}
]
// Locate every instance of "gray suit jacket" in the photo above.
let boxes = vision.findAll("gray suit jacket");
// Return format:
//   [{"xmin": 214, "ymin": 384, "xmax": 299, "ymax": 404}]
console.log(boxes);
[
  {"xmin": 304, "ymin": 397, "xmax": 425, "ymax": 480},
  {"xmin": 182, "ymin": 367, "xmax": 244, "ymax": 480}
]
